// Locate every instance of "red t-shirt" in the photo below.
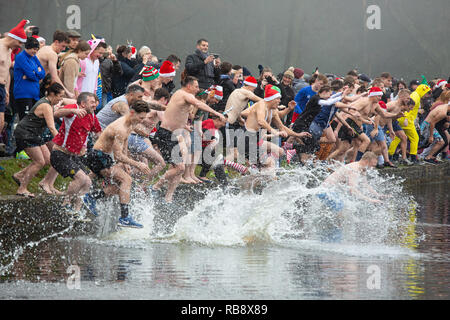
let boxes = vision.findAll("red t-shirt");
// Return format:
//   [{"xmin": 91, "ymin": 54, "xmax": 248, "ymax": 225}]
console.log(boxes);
[
  {"xmin": 202, "ymin": 119, "xmax": 219, "ymax": 148},
  {"xmin": 53, "ymin": 104, "xmax": 102, "ymax": 154}
]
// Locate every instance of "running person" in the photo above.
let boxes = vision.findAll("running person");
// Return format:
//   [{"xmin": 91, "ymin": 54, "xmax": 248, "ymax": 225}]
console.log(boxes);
[
  {"xmin": 12, "ymin": 83, "xmax": 65, "ymax": 197},
  {"xmin": 50, "ymin": 92, "xmax": 101, "ymax": 216},
  {"xmin": 240, "ymin": 85, "xmax": 311, "ymax": 173},
  {"xmin": 152, "ymin": 76, "xmax": 226, "ymax": 203},
  {"xmin": 85, "ymin": 100, "xmax": 151, "ymax": 228}
]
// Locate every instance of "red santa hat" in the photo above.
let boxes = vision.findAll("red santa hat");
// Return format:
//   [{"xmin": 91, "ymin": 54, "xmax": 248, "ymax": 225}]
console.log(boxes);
[
  {"xmin": 368, "ymin": 87, "xmax": 383, "ymax": 97},
  {"xmin": 159, "ymin": 60, "xmax": 176, "ymax": 78},
  {"xmin": 264, "ymin": 85, "xmax": 281, "ymax": 102},
  {"xmin": 435, "ymin": 79, "xmax": 448, "ymax": 89},
  {"xmin": 243, "ymin": 76, "xmax": 257, "ymax": 88},
  {"xmin": 31, "ymin": 34, "xmax": 45, "ymax": 43},
  {"xmin": 8, "ymin": 19, "xmax": 30, "ymax": 43},
  {"xmin": 208, "ymin": 85, "xmax": 223, "ymax": 101}
]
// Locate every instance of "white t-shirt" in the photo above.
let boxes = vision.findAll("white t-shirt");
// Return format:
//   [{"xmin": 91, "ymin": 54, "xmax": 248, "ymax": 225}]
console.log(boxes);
[{"xmin": 81, "ymin": 58, "xmax": 99, "ymax": 93}]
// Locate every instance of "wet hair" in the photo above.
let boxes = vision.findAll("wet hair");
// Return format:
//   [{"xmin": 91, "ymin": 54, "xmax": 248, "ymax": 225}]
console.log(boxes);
[
  {"xmin": 46, "ymin": 83, "xmax": 65, "ymax": 96},
  {"xmin": 181, "ymin": 75, "xmax": 198, "ymax": 87},
  {"xmin": 130, "ymin": 100, "xmax": 150, "ymax": 113},
  {"xmin": 220, "ymin": 62, "xmax": 233, "ymax": 75},
  {"xmin": 53, "ymin": 30, "xmax": 69, "ymax": 43},
  {"xmin": 74, "ymin": 40, "xmax": 91, "ymax": 53},
  {"xmin": 407, "ymin": 98, "xmax": 415, "ymax": 106},
  {"xmin": 25, "ymin": 37, "xmax": 40, "ymax": 50},
  {"xmin": 232, "ymin": 65, "xmax": 242, "ymax": 71},
  {"xmin": 167, "ymin": 54, "xmax": 181, "ymax": 64},
  {"xmin": 126, "ymin": 84, "xmax": 145, "ymax": 94},
  {"xmin": 361, "ymin": 151, "xmax": 378, "ymax": 162},
  {"xmin": 117, "ymin": 45, "xmax": 131, "ymax": 57},
  {"xmin": 154, "ymin": 87, "xmax": 170, "ymax": 101},
  {"xmin": 330, "ymin": 79, "xmax": 344, "ymax": 92},
  {"xmin": 319, "ymin": 85, "xmax": 332, "ymax": 94},
  {"xmin": 196, "ymin": 38, "xmax": 208, "ymax": 45}
]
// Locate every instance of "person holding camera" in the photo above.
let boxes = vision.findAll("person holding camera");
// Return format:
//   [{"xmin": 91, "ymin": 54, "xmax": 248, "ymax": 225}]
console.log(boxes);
[
  {"xmin": 185, "ymin": 39, "xmax": 221, "ymax": 89},
  {"xmin": 254, "ymin": 67, "xmax": 279, "ymax": 99}
]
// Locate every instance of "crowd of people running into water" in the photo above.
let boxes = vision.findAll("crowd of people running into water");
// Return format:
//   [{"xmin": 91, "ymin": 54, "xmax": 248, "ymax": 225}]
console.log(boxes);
[{"xmin": 0, "ymin": 20, "xmax": 449, "ymax": 229}]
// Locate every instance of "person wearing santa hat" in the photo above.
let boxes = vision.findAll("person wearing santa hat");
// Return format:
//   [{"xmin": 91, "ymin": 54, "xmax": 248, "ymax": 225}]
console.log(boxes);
[
  {"xmin": 347, "ymin": 86, "xmax": 404, "ymax": 162},
  {"xmin": 432, "ymin": 79, "xmax": 448, "ymax": 101},
  {"xmin": 239, "ymin": 85, "xmax": 311, "ymax": 173},
  {"xmin": 222, "ymin": 76, "xmax": 262, "ymax": 161},
  {"xmin": 0, "ymin": 19, "xmax": 30, "ymax": 134}
]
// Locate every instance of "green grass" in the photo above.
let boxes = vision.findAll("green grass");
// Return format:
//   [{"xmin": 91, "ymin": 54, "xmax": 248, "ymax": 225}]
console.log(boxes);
[{"xmin": 0, "ymin": 159, "xmax": 71, "ymax": 196}]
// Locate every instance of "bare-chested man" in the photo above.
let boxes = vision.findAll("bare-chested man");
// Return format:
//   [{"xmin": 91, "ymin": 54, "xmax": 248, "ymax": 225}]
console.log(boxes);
[
  {"xmin": 420, "ymin": 100, "xmax": 450, "ymax": 163},
  {"xmin": 85, "ymin": 100, "xmax": 151, "ymax": 228},
  {"xmin": 151, "ymin": 76, "xmax": 226, "ymax": 203},
  {"xmin": 128, "ymin": 88, "xmax": 169, "ymax": 183},
  {"xmin": 380, "ymin": 89, "xmax": 414, "ymax": 165},
  {"xmin": 0, "ymin": 20, "xmax": 27, "ymax": 133},
  {"xmin": 223, "ymin": 76, "xmax": 262, "ymax": 161},
  {"xmin": 316, "ymin": 151, "xmax": 384, "ymax": 242},
  {"xmin": 240, "ymin": 85, "xmax": 311, "ymax": 173},
  {"xmin": 340, "ymin": 87, "xmax": 401, "ymax": 162},
  {"xmin": 36, "ymin": 30, "xmax": 74, "ymax": 98}
]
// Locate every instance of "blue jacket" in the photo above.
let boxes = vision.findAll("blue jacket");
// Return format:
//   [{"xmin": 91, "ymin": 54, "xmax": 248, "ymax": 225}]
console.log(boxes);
[
  {"xmin": 294, "ymin": 85, "xmax": 316, "ymax": 115},
  {"xmin": 13, "ymin": 50, "xmax": 46, "ymax": 100}
]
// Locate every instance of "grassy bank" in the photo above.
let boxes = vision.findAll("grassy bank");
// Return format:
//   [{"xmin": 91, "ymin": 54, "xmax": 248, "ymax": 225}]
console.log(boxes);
[{"xmin": 0, "ymin": 158, "xmax": 71, "ymax": 196}]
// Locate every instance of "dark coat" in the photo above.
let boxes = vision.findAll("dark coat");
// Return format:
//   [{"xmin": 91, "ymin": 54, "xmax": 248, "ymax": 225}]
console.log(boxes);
[
  {"xmin": 185, "ymin": 51, "xmax": 220, "ymax": 89},
  {"xmin": 112, "ymin": 57, "xmax": 137, "ymax": 98},
  {"xmin": 99, "ymin": 57, "xmax": 123, "ymax": 94}
]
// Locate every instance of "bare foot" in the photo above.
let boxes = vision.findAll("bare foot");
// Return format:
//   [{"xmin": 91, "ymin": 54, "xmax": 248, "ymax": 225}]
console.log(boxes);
[
  {"xmin": 180, "ymin": 177, "xmax": 190, "ymax": 184},
  {"xmin": 39, "ymin": 183, "xmax": 54, "ymax": 195},
  {"xmin": 50, "ymin": 187, "xmax": 64, "ymax": 195}
]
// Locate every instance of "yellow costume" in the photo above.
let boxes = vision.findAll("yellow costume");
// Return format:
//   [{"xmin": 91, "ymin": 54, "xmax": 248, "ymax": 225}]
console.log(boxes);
[{"xmin": 388, "ymin": 84, "xmax": 431, "ymax": 156}]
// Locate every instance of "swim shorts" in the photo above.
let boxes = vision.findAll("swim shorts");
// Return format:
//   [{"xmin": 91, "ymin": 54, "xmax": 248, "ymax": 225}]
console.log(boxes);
[
  {"xmin": 50, "ymin": 149, "xmax": 86, "ymax": 178},
  {"xmin": 128, "ymin": 133, "xmax": 150, "ymax": 154},
  {"xmin": 153, "ymin": 127, "xmax": 183, "ymax": 165},
  {"xmin": 86, "ymin": 149, "xmax": 115, "ymax": 177}
]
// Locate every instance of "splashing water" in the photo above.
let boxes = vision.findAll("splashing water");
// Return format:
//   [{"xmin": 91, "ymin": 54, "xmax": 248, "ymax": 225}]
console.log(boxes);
[{"xmin": 103, "ymin": 162, "xmax": 421, "ymax": 257}]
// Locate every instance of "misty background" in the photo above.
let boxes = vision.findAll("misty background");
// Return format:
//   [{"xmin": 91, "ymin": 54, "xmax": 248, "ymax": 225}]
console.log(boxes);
[{"xmin": 1, "ymin": 0, "xmax": 449, "ymax": 82}]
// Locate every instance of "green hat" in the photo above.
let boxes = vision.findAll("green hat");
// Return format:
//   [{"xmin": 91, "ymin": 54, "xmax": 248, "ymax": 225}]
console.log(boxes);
[{"xmin": 142, "ymin": 66, "xmax": 159, "ymax": 81}]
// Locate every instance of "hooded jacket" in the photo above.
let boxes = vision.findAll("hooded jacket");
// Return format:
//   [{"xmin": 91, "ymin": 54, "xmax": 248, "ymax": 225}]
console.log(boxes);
[{"xmin": 76, "ymin": 39, "xmax": 105, "ymax": 94}]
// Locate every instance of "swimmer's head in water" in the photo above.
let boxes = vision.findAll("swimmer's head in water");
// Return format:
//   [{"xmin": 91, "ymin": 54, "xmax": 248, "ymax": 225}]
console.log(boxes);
[{"xmin": 360, "ymin": 151, "xmax": 378, "ymax": 168}]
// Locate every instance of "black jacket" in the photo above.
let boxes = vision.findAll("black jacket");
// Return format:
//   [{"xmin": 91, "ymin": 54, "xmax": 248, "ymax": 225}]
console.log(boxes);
[
  {"xmin": 254, "ymin": 77, "xmax": 279, "ymax": 98},
  {"xmin": 215, "ymin": 75, "xmax": 236, "ymax": 111},
  {"xmin": 99, "ymin": 57, "xmax": 123, "ymax": 94},
  {"xmin": 112, "ymin": 57, "xmax": 137, "ymax": 98},
  {"xmin": 185, "ymin": 51, "xmax": 220, "ymax": 89}
]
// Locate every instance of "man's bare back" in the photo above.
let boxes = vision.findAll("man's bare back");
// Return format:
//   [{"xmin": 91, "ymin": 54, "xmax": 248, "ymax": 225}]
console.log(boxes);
[{"xmin": 36, "ymin": 45, "xmax": 57, "ymax": 74}]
